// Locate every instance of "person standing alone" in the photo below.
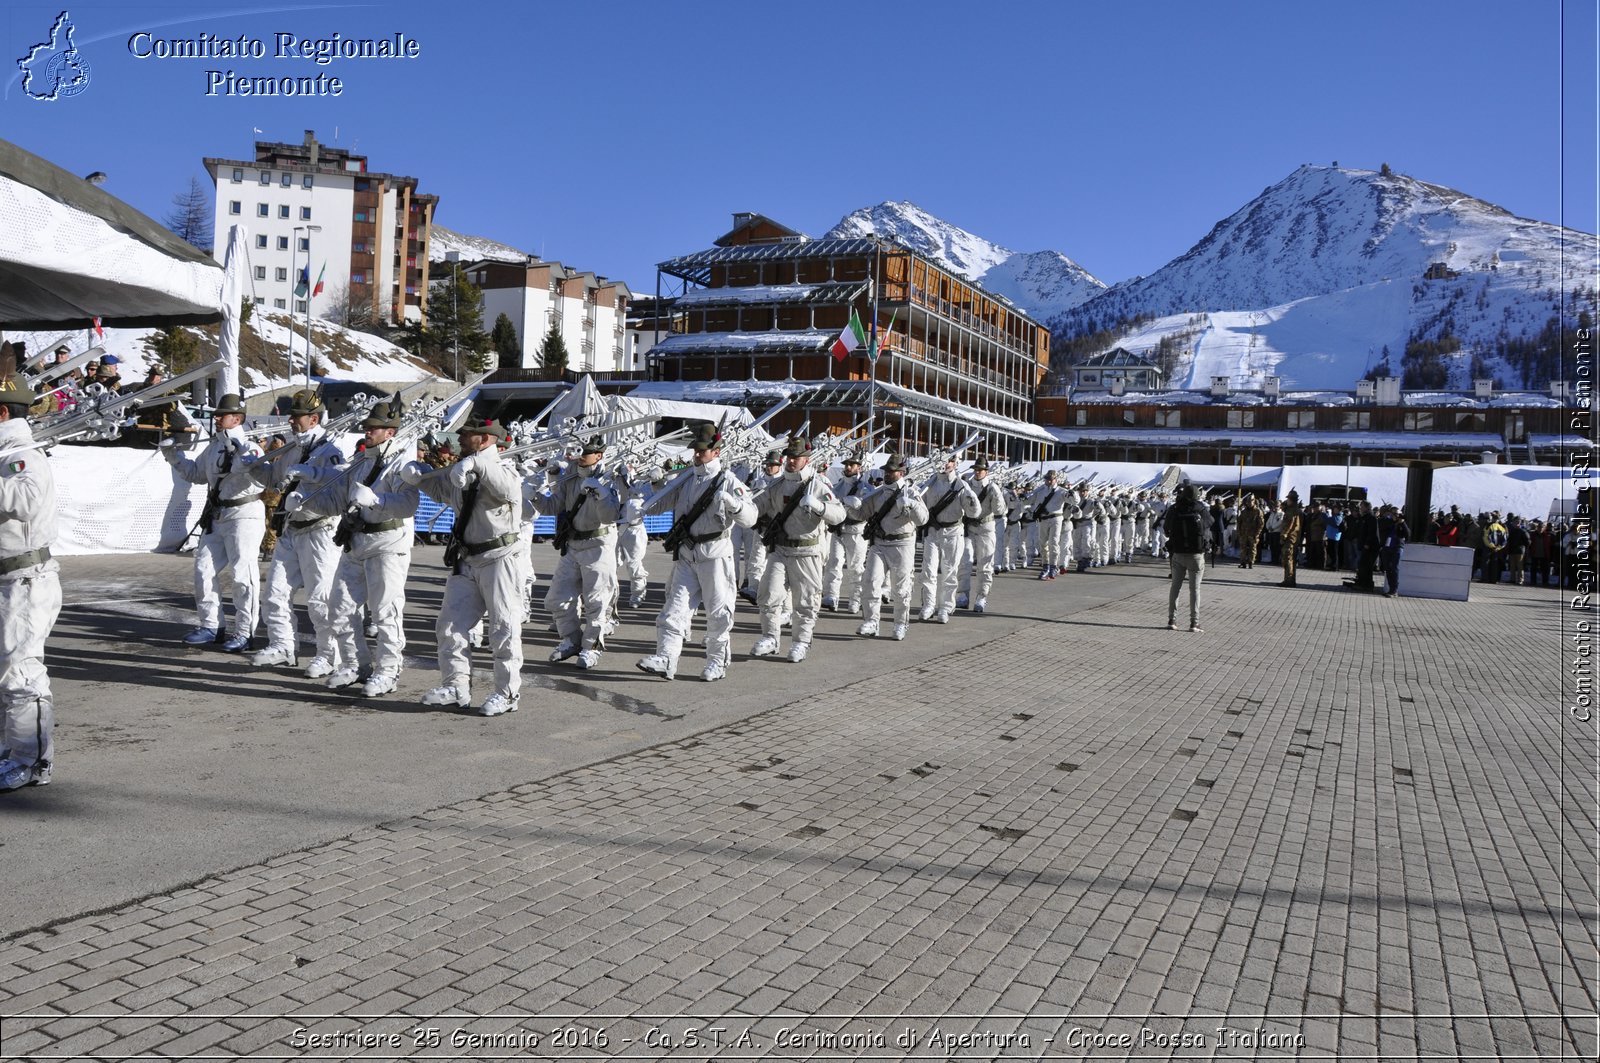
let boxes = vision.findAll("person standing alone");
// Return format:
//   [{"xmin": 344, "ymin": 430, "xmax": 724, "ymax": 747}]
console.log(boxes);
[{"xmin": 1163, "ymin": 483, "xmax": 1211, "ymax": 632}]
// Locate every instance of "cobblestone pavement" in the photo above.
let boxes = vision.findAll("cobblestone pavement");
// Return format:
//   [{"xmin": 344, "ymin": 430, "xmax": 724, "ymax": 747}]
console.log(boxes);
[{"xmin": 1, "ymin": 550, "xmax": 1595, "ymax": 1061}]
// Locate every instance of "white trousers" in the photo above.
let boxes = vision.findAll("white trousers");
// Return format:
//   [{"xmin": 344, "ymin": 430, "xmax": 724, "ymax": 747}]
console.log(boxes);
[
  {"xmin": 960, "ymin": 526, "xmax": 997, "ymax": 603},
  {"xmin": 261, "ymin": 523, "xmax": 340, "ymax": 660},
  {"xmin": 1005, "ymin": 523, "xmax": 1027, "ymax": 567},
  {"xmin": 438, "ymin": 549, "xmax": 527, "ymax": 696},
  {"xmin": 761, "ymin": 548, "xmax": 823, "ymax": 646},
  {"xmin": 1075, "ymin": 521, "xmax": 1097, "ymax": 566},
  {"xmin": 657, "ymin": 551, "xmax": 739, "ymax": 666},
  {"xmin": 822, "ymin": 527, "xmax": 866, "ymax": 605},
  {"xmin": 917, "ymin": 525, "xmax": 963, "ymax": 615},
  {"xmin": 328, "ymin": 547, "xmax": 410, "ymax": 675},
  {"xmin": 194, "ymin": 513, "xmax": 264, "ymax": 637},
  {"xmin": 862, "ymin": 540, "xmax": 916, "ymax": 627},
  {"xmin": 0, "ymin": 569, "xmax": 61, "ymax": 767},
  {"xmin": 1035, "ymin": 515, "xmax": 1063, "ymax": 569},
  {"xmin": 616, "ymin": 523, "xmax": 649, "ymax": 597},
  {"xmin": 734, "ymin": 526, "xmax": 767, "ymax": 592},
  {"xmin": 548, "ymin": 535, "xmax": 618, "ymax": 650}
]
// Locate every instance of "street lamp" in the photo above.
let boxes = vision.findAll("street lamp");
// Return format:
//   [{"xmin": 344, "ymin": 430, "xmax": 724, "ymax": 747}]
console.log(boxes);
[
  {"xmin": 294, "ymin": 224, "xmax": 322, "ymax": 387},
  {"xmin": 445, "ymin": 250, "xmax": 461, "ymax": 382}
]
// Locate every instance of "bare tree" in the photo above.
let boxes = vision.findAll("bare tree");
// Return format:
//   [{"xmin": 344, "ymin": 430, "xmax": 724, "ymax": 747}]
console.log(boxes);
[
  {"xmin": 322, "ymin": 279, "xmax": 377, "ymax": 332},
  {"xmin": 165, "ymin": 176, "xmax": 213, "ymax": 251}
]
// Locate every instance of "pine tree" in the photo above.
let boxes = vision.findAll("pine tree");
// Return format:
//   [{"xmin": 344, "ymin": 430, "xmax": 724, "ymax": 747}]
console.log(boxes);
[
  {"xmin": 539, "ymin": 320, "xmax": 569, "ymax": 374},
  {"xmin": 490, "ymin": 312, "xmax": 521, "ymax": 369},
  {"xmin": 422, "ymin": 268, "xmax": 489, "ymax": 377},
  {"xmin": 165, "ymin": 176, "xmax": 213, "ymax": 251}
]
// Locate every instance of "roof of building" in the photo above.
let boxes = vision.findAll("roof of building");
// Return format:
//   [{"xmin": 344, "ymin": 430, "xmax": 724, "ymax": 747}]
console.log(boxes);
[
  {"xmin": 1074, "ymin": 347, "xmax": 1161, "ymax": 370},
  {"xmin": 646, "ymin": 329, "xmax": 837, "ymax": 357},
  {"xmin": 1062, "ymin": 387, "xmax": 1574, "ymax": 410},
  {"xmin": 1047, "ymin": 426, "xmax": 1511, "ymax": 451},
  {"xmin": 671, "ymin": 282, "xmax": 869, "ymax": 309}
]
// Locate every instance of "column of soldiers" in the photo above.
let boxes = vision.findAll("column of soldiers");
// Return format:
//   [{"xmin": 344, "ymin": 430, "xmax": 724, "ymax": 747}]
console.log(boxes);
[{"xmin": 153, "ymin": 399, "xmax": 1192, "ymax": 712}]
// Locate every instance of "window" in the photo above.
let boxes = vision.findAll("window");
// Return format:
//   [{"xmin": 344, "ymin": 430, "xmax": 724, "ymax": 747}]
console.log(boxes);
[
  {"xmin": 259, "ymin": 171, "xmax": 271, "ymax": 185},
  {"xmin": 231, "ymin": 167, "xmax": 243, "ymax": 183},
  {"xmin": 274, "ymin": 298, "xmax": 286, "ymax": 309},
  {"xmin": 353, "ymin": 210, "xmax": 368, "ymax": 222},
  {"xmin": 278, "ymin": 236, "xmax": 289, "ymax": 250},
  {"xmin": 1155, "ymin": 410, "xmax": 1182, "ymax": 428},
  {"xmin": 350, "ymin": 272, "xmax": 366, "ymax": 284},
  {"xmin": 254, "ymin": 266, "xmax": 266, "ymax": 280},
  {"xmin": 1286, "ymin": 410, "xmax": 1316, "ymax": 429},
  {"xmin": 254, "ymin": 296, "xmax": 265, "ymax": 306},
  {"xmin": 229, "ymin": 200, "xmax": 241, "ymax": 215},
  {"xmin": 1080, "ymin": 371, "xmax": 1100, "ymax": 386},
  {"xmin": 1227, "ymin": 409, "xmax": 1256, "ymax": 429},
  {"xmin": 255, "ymin": 234, "xmax": 268, "ymax": 249},
  {"xmin": 1339, "ymin": 411, "xmax": 1372, "ymax": 430},
  {"xmin": 1455, "ymin": 411, "xmax": 1487, "ymax": 431},
  {"xmin": 1075, "ymin": 409, "xmax": 1088, "ymax": 426},
  {"xmin": 298, "ymin": 238, "xmax": 309, "ymax": 252},
  {"xmin": 302, "ymin": 175, "xmax": 313, "ymax": 189},
  {"xmin": 300, "ymin": 206, "xmax": 311, "ymax": 221},
  {"xmin": 256, "ymin": 203, "xmax": 269, "ymax": 217},
  {"xmin": 278, "ymin": 205, "xmax": 290, "ymax": 219},
  {"xmin": 275, "ymin": 267, "xmax": 288, "ymax": 281},
  {"xmin": 1403, "ymin": 411, "xmax": 1435, "ymax": 431},
  {"xmin": 295, "ymin": 300, "xmax": 307, "ymax": 314},
  {"xmin": 281, "ymin": 173, "xmax": 292, "ymax": 187}
]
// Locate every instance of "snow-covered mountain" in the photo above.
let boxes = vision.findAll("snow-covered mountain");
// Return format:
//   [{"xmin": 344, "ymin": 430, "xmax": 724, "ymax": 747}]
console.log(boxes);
[
  {"xmin": 824, "ymin": 201, "xmax": 1105, "ymax": 322},
  {"xmin": 1052, "ymin": 165, "xmax": 1597, "ymax": 390},
  {"xmin": 428, "ymin": 224, "xmax": 529, "ymax": 265}
]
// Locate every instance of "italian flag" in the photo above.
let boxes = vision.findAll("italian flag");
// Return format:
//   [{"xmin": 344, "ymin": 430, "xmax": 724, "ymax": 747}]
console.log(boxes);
[
  {"xmin": 312, "ymin": 262, "xmax": 326, "ymax": 297},
  {"xmin": 831, "ymin": 309, "xmax": 866, "ymax": 361}
]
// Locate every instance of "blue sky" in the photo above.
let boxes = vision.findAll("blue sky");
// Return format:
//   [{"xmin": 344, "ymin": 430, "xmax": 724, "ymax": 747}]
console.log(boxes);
[{"xmin": 4, "ymin": 0, "xmax": 1595, "ymax": 293}]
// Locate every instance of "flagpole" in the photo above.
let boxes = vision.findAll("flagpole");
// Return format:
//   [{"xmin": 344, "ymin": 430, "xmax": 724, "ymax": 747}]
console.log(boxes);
[{"xmin": 868, "ymin": 237, "xmax": 880, "ymax": 448}]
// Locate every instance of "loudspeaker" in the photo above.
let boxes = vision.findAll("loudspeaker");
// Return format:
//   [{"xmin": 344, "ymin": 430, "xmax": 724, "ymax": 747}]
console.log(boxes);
[{"xmin": 1404, "ymin": 461, "xmax": 1434, "ymax": 528}]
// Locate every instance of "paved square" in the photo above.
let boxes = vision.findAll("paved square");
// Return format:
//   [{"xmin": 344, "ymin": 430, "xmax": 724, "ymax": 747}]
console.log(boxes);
[{"xmin": 1, "ymin": 548, "xmax": 1594, "ymax": 1059}]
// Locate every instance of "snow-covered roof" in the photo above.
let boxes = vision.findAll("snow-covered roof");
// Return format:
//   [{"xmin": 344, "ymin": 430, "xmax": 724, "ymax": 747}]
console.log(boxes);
[
  {"xmin": 672, "ymin": 282, "xmax": 867, "ymax": 308},
  {"xmin": 1074, "ymin": 347, "xmax": 1160, "ymax": 369},
  {"xmin": 875, "ymin": 380, "xmax": 1057, "ymax": 444},
  {"xmin": 1065, "ymin": 387, "xmax": 1571, "ymax": 409},
  {"xmin": 1048, "ymin": 426, "xmax": 1508, "ymax": 452},
  {"xmin": 647, "ymin": 329, "xmax": 836, "ymax": 355}
]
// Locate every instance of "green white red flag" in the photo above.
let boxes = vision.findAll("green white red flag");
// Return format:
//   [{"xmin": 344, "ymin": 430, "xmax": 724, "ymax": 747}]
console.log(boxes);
[{"xmin": 831, "ymin": 309, "xmax": 866, "ymax": 361}]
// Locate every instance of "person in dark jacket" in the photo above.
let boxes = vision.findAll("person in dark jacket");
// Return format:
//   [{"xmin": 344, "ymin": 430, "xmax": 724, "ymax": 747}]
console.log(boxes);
[
  {"xmin": 1377, "ymin": 505, "xmax": 1410, "ymax": 597},
  {"xmin": 1349, "ymin": 501, "xmax": 1380, "ymax": 591},
  {"xmin": 1504, "ymin": 516, "xmax": 1529, "ymax": 585},
  {"xmin": 1163, "ymin": 483, "xmax": 1212, "ymax": 631}
]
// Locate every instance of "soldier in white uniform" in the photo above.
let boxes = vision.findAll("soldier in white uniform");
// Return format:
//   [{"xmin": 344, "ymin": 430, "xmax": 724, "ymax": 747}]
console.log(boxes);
[
  {"xmin": 321, "ymin": 399, "xmax": 421, "ymax": 697},
  {"xmin": 1073, "ymin": 484, "xmax": 1098, "ymax": 571},
  {"xmin": 820, "ymin": 452, "xmax": 869, "ymax": 613},
  {"xmin": 162, "ymin": 392, "xmax": 265, "ymax": 652},
  {"xmin": 957, "ymin": 457, "xmax": 1008, "ymax": 614},
  {"xmin": 736, "ymin": 450, "xmax": 782, "ymax": 603},
  {"xmin": 637, "ymin": 423, "xmax": 757, "ymax": 681},
  {"xmin": 535, "ymin": 439, "xmax": 623, "ymax": 671},
  {"xmin": 856, "ymin": 455, "xmax": 930, "ymax": 641},
  {"xmin": 399, "ymin": 418, "xmax": 524, "ymax": 715},
  {"xmin": 1134, "ymin": 491, "xmax": 1154, "ymax": 556},
  {"xmin": 616, "ymin": 465, "xmax": 660, "ymax": 608},
  {"xmin": 751, "ymin": 437, "xmax": 844, "ymax": 663},
  {"xmin": 917, "ymin": 456, "xmax": 979, "ymax": 622},
  {"xmin": 246, "ymin": 389, "xmax": 347, "ymax": 675},
  {"xmin": 1027, "ymin": 469, "xmax": 1068, "ymax": 580},
  {"xmin": 0, "ymin": 380, "xmax": 62, "ymax": 791},
  {"xmin": 1002, "ymin": 484, "xmax": 1029, "ymax": 572},
  {"xmin": 1095, "ymin": 490, "xmax": 1114, "ymax": 566}
]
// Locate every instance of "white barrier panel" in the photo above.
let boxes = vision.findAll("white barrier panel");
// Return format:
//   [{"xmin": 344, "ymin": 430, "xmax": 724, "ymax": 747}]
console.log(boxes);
[
  {"xmin": 50, "ymin": 443, "xmax": 208, "ymax": 555},
  {"xmin": 1397, "ymin": 543, "xmax": 1474, "ymax": 602}
]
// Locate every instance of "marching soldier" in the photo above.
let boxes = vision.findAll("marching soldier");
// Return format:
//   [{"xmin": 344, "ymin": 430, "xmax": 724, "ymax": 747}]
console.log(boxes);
[
  {"xmin": 1073, "ymin": 483, "xmax": 1098, "ymax": 571},
  {"xmin": 246, "ymin": 389, "xmax": 347, "ymax": 675},
  {"xmin": 617, "ymin": 464, "xmax": 660, "ymax": 608},
  {"xmin": 751, "ymin": 437, "xmax": 844, "ymax": 662},
  {"xmin": 736, "ymin": 450, "xmax": 782, "ymax": 603},
  {"xmin": 534, "ymin": 439, "xmax": 623, "ymax": 672},
  {"xmin": 0, "ymin": 379, "xmax": 62, "ymax": 791},
  {"xmin": 821, "ymin": 452, "xmax": 869, "ymax": 613},
  {"xmin": 1002, "ymin": 483, "xmax": 1029, "ymax": 572},
  {"xmin": 1118, "ymin": 492, "xmax": 1136, "ymax": 563},
  {"xmin": 162, "ymin": 392, "xmax": 265, "ymax": 652},
  {"xmin": 1095, "ymin": 489, "xmax": 1114, "ymax": 566},
  {"xmin": 856, "ymin": 455, "xmax": 930, "ymax": 641},
  {"xmin": 1027, "ymin": 469, "xmax": 1068, "ymax": 580},
  {"xmin": 321, "ymin": 399, "xmax": 421, "ymax": 697},
  {"xmin": 637, "ymin": 423, "xmax": 757, "ymax": 682},
  {"xmin": 402, "ymin": 418, "xmax": 526, "ymax": 715},
  {"xmin": 918, "ymin": 455, "xmax": 979, "ymax": 622},
  {"xmin": 957, "ymin": 456, "xmax": 1008, "ymax": 613}
]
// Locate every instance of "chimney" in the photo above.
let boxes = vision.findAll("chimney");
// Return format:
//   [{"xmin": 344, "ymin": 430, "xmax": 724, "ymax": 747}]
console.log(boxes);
[
  {"xmin": 1550, "ymin": 379, "xmax": 1569, "ymax": 399},
  {"xmin": 1472, "ymin": 378, "xmax": 1494, "ymax": 399},
  {"xmin": 1263, "ymin": 375, "xmax": 1281, "ymax": 398},
  {"xmin": 303, "ymin": 129, "xmax": 319, "ymax": 168},
  {"xmin": 1375, "ymin": 376, "xmax": 1401, "ymax": 406},
  {"xmin": 1210, "ymin": 375, "xmax": 1231, "ymax": 398},
  {"xmin": 1356, "ymin": 379, "xmax": 1376, "ymax": 400},
  {"xmin": 1109, "ymin": 378, "xmax": 1126, "ymax": 397}
]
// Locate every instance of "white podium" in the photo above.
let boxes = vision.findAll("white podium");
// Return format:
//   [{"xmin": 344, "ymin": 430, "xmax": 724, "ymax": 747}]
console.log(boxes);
[{"xmin": 1397, "ymin": 543, "xmax": 1474, "ymax": 601}]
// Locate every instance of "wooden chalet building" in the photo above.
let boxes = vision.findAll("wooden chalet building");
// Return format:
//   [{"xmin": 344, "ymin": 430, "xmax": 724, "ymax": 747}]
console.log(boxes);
[{"xmin": 639, "ymin": 213, "xmax": 1055, "ymax": 459}]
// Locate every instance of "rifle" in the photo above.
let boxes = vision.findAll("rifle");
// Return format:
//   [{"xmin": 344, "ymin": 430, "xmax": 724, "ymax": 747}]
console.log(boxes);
[
  {"xmin": 660, "ymin": 470, "xmax": 728, "ymax": 558},
  {"xmin": 905, "ymin": 431, "xmax": 984, "ymax": 488},
  {"xmin": 641, "ymin": 396, "xmax": 794, "ymax": 513}
]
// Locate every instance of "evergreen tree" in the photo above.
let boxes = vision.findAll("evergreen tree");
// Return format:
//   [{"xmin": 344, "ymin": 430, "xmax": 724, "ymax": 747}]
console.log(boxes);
[
  {"xmin": 144, "ymin": 326, "xmax": 202, "ymax": 372},
  {"xmin": 538, "ymin": 320, "xmax": 569, "ymax": 374},
  {"xmin": 165, "ymin": 176, "xmax": 213, "ymax": 251},
  {"xmin": 490, "ymin": 312, "xmax": 522, "ymax": 369},
  {"xmin": 423, "ymin": 268, "xmax": 489, "ymax": 377}
]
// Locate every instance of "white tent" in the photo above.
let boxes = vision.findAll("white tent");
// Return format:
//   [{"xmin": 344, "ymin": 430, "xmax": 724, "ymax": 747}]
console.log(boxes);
[{"xmin": 0, "ymin": 138, "xmax": 224, "ymax": 329}]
